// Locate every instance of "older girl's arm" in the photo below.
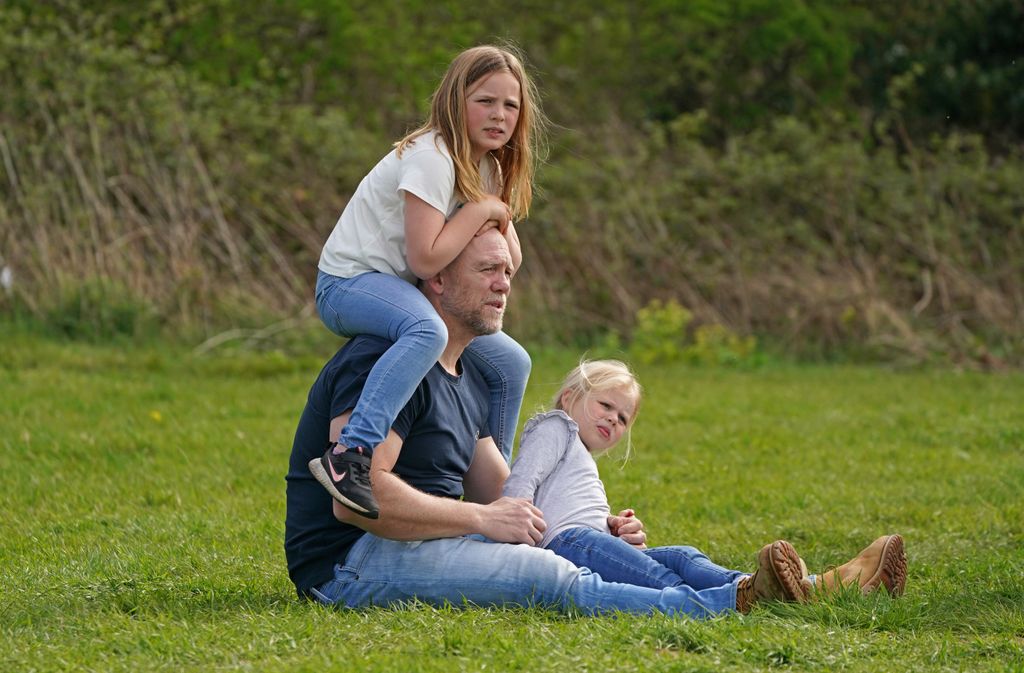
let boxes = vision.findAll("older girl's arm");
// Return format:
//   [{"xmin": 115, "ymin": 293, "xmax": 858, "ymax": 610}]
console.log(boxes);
[
  {"xmin": 504, "ymin": 221, "xmax": 522, "ymax": 273},
  {"xmin": 404, "ymin": 192, "xmax": 510, "ymax": 279}
]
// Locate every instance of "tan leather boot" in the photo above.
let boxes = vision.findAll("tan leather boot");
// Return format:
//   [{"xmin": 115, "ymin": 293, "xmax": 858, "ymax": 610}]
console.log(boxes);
[
  {"xmin": 735, "ymin": 540, "xmax": 810, "ymax": 613},
  {"xmin": 814, "ymin": 534, "xmax": 907, "ymax": 596}
]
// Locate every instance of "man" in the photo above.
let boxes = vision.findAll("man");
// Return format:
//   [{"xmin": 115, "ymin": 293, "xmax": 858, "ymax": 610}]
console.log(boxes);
[{"xmin": 284, "ymin": 229, "xmax": 905, "ymax": 614}]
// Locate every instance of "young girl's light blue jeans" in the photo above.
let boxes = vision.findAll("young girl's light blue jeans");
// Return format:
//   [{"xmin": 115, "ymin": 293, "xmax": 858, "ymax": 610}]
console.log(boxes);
[
  {"xmin": 545, "ymin": 526, "xmax": 745, "ymax": 612},
  {"xmin": 315, "ymin": 270, "xmax": 530, "ymax": 462},
  {"xmin": 310, "ymin": 532, "xmax": 739, "ymax": 618}
]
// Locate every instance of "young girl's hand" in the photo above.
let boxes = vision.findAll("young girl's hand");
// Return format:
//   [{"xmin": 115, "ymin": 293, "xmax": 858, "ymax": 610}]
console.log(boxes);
[{"xmin": 608, "ymin": 509, "xmax": 647, "ymax": 549}]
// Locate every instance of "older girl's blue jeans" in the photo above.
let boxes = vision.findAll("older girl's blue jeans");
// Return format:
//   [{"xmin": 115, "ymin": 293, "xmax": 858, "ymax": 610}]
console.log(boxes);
[
  {"xmin": 546, "ymin": 526, "xmax": 745, "ymax": 610},
  {"xmin": 315, "ymin": 270, "xmax": 530, "ymax": 461},
  {"xmin": 310, "ymin": 532, "xmax": 740, "ymax": 618}
]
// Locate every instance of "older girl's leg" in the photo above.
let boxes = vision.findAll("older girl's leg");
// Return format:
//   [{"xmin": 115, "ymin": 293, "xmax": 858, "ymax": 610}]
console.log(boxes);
[
  {"xmin": 315, "ymin": 270, "xmax": 447, "ymax": 452},
  {"xmin": 463, "ymin": 331, "xmax": 531, "ymax": 463}
]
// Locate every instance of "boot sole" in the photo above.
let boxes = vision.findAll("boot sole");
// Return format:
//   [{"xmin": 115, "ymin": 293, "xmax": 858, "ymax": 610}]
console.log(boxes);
[
  {"xmin": 762, "ymin": 540, "xmax": 810, "ymax": 603},
  {"xmin": 860, "ymin": 534, "xmax": 906, "ymax": 596}
]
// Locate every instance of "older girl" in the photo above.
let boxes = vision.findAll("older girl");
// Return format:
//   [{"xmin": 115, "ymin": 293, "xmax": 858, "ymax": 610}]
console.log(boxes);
[{"xmin": 310, "ymin": 45, "xmax": 544, "ymax": 518}]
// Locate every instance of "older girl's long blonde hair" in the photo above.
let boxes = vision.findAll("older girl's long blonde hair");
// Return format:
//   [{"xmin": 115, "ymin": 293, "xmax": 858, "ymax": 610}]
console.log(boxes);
[{"xmin": 395, "ymin": 44, "xmax": 546, "ymax": 221}]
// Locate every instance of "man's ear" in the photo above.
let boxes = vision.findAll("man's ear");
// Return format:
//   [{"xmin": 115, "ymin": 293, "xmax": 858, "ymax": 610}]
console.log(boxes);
[{"xmin": 426, "ymin": 271, "xmax": 445, "ymax": 295}]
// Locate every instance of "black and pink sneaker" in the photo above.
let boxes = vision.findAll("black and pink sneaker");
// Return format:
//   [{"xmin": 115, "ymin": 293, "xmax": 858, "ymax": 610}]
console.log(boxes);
[{"xmin": 309, "ymin": 444, "xmax": 379, "ymax": 519}]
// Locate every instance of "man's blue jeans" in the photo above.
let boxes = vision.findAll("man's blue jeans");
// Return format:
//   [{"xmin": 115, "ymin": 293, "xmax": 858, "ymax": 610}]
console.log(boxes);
[
  {"xmin": 310, "ymin": 533, "xmax": 740, "ymax": 618},
  {"xmin": 547, "ymin": 527, "xmax": 745, "ymax": 605},
  {"xmin": 315, "ymin": 270, "xmax": 530, "ymax": 461}
]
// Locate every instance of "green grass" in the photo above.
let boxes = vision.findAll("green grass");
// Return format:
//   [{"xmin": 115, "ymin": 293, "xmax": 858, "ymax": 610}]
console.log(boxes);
[{"xmin": 2, "ymin": 337, "xmax": 1022, "ymax": 672}]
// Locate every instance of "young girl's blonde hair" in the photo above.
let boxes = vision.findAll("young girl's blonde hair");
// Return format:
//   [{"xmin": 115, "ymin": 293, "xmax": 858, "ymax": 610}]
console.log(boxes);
[
  {"xmin": 395, "ymin": 44, "xmax": 546, "ymax": 221},
  {"xmin": 554, "ymin": 359, "xmax": 642, "ymax": 457}
]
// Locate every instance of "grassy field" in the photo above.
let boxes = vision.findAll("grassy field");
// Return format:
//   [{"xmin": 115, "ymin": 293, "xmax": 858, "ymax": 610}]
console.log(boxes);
[{"xmin": 1, "ymin": 336, "xmax": 1022, "ymax": 672}]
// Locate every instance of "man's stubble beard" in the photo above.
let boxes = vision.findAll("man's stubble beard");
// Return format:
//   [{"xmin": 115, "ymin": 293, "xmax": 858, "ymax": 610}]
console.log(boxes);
[{"xmin": 439, "ymin": 283, "xmax": 504, "ymax": 337}]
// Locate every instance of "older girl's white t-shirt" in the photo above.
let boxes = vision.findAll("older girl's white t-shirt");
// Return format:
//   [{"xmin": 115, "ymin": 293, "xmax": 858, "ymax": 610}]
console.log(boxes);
[{"xmin": 318, "ymin": 131, "xmax": 494, "ymax": 283}]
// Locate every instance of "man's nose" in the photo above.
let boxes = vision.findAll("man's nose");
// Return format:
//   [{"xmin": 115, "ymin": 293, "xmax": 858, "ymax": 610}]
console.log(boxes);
[{"xmin": 493, "ymin": 274, "xmax": 510, "ymax": 293}]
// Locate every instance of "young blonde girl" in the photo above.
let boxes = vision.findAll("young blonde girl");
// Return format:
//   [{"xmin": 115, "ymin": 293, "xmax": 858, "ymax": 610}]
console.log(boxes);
[
  {"xmin": 310, "ymin": 45, "xmax": 544, "ymax": 518},
  {"xmin": 503, "ymin": 359, "xmax": 812, "ymax": 615}
]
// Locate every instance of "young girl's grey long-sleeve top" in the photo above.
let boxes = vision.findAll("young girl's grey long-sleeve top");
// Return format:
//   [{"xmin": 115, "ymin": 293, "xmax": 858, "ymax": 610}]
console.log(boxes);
[{"xmin": 502, "ymin": 410, "xmax": 612, "ymax": 548}]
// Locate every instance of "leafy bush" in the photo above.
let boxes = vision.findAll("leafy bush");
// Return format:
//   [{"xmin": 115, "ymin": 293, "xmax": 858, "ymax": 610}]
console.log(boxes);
[
  {"xmin": 627, "ymin": 299, "xmax": 758, "ymax": 366},
  {"xmin": 525, "ymin": 116, "xmax": 1023, "ymax": 365},
  {"xmin": 687, "ymin": 325, "xmax": 758, "ymax": 366},
  {"xmin": 629, "ymin": 300, "xmax": 692, "ymax": 365}
]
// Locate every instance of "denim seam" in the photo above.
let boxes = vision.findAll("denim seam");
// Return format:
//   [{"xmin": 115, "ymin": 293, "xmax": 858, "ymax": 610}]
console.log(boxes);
[
  {"xmin": 340, "ymin": 316, "xmax": 446, "ymax": 449},
  {"xmin": 559, "ymin": 538, "xmax": 665, "ymax": 586},
  {"xmin": 645, "ymin": 548, "xmax": 695, "ymax": 576},
  {"xmin": 465, "ymin": 342, "xmax": 510, "ymax": 451},
  {"xmin": 325, "ymin": 286, "xmax": 441, "ymax": 339}
]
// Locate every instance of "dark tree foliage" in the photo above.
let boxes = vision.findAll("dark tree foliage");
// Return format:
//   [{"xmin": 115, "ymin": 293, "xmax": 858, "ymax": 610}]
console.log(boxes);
[{"xmin": 7, "ymin": 0, "xmax": 1021, "ymax": 140}]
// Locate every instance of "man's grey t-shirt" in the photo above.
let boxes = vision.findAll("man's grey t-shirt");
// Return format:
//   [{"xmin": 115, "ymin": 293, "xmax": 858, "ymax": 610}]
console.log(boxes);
[
  {"xmin": 502, "ymin": 410, "xmax": 612, "ymax": 548},
  {"xmin": 284, "ymin": 335, "xmax": 490, "ymax": 597}
]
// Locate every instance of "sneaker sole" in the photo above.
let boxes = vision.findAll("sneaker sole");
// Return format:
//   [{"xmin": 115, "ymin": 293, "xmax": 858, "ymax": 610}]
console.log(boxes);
[
  {"xmin": 763, "ymin": 540, "xmax": 810, "ymax": 603},
  {"xmin": 308, "ymin": 457, "xmax": 379, "ymax": 519},
  {"xmin": 860, "ymin": 534, "xmax": 906, "ymax": 597}
]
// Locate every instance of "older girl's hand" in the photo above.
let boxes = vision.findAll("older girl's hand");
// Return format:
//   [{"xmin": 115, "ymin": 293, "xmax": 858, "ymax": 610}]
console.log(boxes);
[
  {"xmin": 481, "ymin": 195, "xmax": 511, "ymax": 234},
  {"xmin": 475, "ymin": 219, "xmax": 500, "ymax": 236},
  {"xmin": 608, "ymin": 509, "xmax": 647, "ymax": 549}
]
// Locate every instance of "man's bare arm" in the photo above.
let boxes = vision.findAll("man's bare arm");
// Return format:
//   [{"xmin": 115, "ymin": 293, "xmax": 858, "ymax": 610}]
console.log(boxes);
[
  {"xmin": 462, "ymin": 436, "xmax": 509, "ymax": 505},
  {"xmin": 330, "ymin": 416, "xmax": 545, "ymax": 545}
]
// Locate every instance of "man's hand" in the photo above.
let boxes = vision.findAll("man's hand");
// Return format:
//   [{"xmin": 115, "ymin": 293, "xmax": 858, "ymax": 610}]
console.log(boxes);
[
  {"xmin": 608, "ymin": 508, "xmax": 647, "ymax": 549},
  {"xmin": 478, "ymin": 497, "xmax": 546, "ymax": 546}
]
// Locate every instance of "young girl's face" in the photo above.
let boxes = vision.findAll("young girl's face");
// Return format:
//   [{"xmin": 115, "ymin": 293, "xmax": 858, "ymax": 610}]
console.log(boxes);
[
  {"xmin": 561, "ymin": 385, "xmax": 637, "ymax": 454},
  {"xmin": 465, "ymin": 70, "xmax": 521, "ymax": 161}
]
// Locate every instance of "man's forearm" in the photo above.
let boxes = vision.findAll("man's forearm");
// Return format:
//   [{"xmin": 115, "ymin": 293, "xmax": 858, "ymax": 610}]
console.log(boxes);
[
  {"xmin": 332, "ymin": 431, "xmax": 544, "ymax": 546},
  {"xmin": 335, "ymin": 470, "xmax": 483, "ymax": 540}
]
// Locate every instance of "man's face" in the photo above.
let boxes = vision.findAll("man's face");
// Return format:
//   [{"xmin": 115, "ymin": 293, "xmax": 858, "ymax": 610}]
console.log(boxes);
[{"xmin": 439, "ymin": 231, "xmax": 513, "ymax": 337}]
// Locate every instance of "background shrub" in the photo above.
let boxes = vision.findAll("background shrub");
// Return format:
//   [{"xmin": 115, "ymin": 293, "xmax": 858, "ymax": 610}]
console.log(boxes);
[{"xmin": 1, "ymin": 1, "xmax": 1022, "ymax": 364}]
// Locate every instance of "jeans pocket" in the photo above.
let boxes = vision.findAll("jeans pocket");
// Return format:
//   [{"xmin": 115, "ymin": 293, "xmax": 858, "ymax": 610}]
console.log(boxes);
[
  {"xmin": 310, "ymin": 563, "xmax": 359, "ymax": 606},
  {"xmin": 559, "ymin": 527, "xmax": 590, "ymax": 547}
]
